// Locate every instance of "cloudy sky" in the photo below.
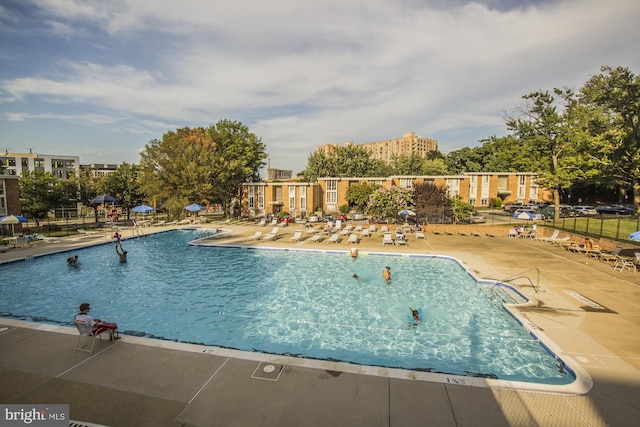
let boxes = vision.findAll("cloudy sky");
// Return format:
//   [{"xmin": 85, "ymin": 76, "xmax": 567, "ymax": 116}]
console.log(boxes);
[{"xmin": 1, "ymin": 0, "xmax": 638, "ymax": 173}]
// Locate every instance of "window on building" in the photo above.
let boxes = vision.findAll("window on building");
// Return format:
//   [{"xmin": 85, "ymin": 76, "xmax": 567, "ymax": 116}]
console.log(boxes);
[
  {"xmin": 481, "ymin": 198, "xmax": 488, "ymax": 206},
  {"xmin": 469, "ymin": 198, "xmax": 476, "ymax": 206},
  {"xmin": 257, "ymin": 186, "xmax": 264, "ymax": 209},
  {"xmin": 248, "ymin": 186, "xmax": 255, "ymax": 208},
  {"xmin": 399, "ymin": 178, "xmax": 413, "ymax": 189},
  {"xmin": 34, "ymin": 159, "xmax": 44, "ymax": 168},
  {"xmin": 497, "ymin": 176, "xmax": 508, "ymax": 192},
  {"xmin": 289, "ymin": 187, "xmax": 296, "ymax": 211},
  {"xmin": 326, "ymin": 180, "xmax": 338, "ymax": 204},
  {"xmin": 446, "ymin": 178, "xmax": 460, "ymax": 197},
  {"xmin": 300, "ymin": 188, "xmax": 307, "ymax": 212}
]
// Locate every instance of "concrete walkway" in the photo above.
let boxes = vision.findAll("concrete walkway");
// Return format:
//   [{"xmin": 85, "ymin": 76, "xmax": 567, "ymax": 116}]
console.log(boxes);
[{"xmin": 1, "ymin": 222, "xmax": 639, "ymax": 426}]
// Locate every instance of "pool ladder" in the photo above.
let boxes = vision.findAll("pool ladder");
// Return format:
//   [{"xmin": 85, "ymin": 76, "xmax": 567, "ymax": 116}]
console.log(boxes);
[{"xmin": 500, "ymin": 267, "xmax": 542, "ymax": 293}]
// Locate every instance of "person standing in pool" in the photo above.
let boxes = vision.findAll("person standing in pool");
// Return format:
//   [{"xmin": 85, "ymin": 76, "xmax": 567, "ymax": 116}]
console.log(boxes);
[
  {"xmin": 67, "ymin": 255, "xmax": 79, "ymax": 267},
  {"xmin": 115, "ymin": 241, "xmax": 127, "ymax": 263},
  {"xmin": 382, "ymin": 266, "xmax": 391, "ymax": 281}
]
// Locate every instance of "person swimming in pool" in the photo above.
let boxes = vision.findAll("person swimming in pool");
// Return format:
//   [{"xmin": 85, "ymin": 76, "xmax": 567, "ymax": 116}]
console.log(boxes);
[
  {"xmin": 67, "ymin": 255, "xmax": 79, "ymax": 268},
  {"xmin": 409, "ymin": 307, "xmax": 422, "ymax": 322},
  {"xmin": 382, "ymin": 266, "xmax": 391, "ymax": 281}
]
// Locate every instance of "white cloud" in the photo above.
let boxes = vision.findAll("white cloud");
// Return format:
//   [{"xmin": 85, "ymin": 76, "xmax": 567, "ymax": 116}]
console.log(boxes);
[{"xmin": 1, "ymin": 0, "xmax": 638, "ymax": 171}]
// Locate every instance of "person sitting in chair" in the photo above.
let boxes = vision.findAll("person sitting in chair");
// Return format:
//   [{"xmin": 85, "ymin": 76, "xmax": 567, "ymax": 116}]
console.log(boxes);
[{"xmin": 75, "ymin": 303, "xmax": 120, "ymax": 340}]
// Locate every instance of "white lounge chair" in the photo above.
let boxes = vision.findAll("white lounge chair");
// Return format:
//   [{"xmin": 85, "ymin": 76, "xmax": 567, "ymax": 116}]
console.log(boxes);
[
  {"xmin": 613, "ymin": 255, "xmax": 637, "ymax": 273},
  {"xmin": 361, "ymin": 229, "xmax": 370, "ymax": 238},
  {"xmin": 382, "ymin": 233, "xmax": 394, "ymax": 246},
  {"xmin": 333, "ymin": 220, "xmax": 342, "ymax": 231},
  {"xmin": 327, "ymin": 233, "xmax": 340, "ymax": 244},
  {"xmin": 249, "ymin": 231, "xmax": 263, "ymax": 240},
  {"xmin": 260, "ymin": 227, "xmax": 280, "ymax": 241},
  {"xmin": 255, "ymin": 219, "xmax": 266, "ymax": 226},
  {"xmin": 309, "ymin": 234, "xmax": 323, "ymax": 243},
  {"xmin": 36, "ymin": 234, "xmax": 60, "ymax": 243},
  {"xmin": 354, "ymin": 225, "xmax": 363, "ymax": 233},
  {"xmin": 380, "ymin": 225, "xmax": 389, "ymax": 233},
  {"xmin": 536, "ymin": 230, "xmax": 559, "ymax": 242},
  {"xmin": 368, "ymin": 225, "xmax": 377, "ymax": 233},
  {"xmin": 396, "ymin": 235, "xmax": 408, "ymax": 246},
  {"xmin": 290, "ymin": 231, "xmax": 303, "ymax": 242},
  {"xmin": 415, "ymin": 231, "xmax": 425, "ymax": 240},
  {"xmin": 340, "ymin": 226, "xmax": 352, "ymax": 236},
  {"xmin": 346, "ymin": 234, "xmax": 359, "ymax": 244}
]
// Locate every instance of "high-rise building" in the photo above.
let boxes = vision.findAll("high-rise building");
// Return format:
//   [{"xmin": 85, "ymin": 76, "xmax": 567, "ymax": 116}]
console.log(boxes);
[
  {"xmin": 316, "ymin": 133, "xmax": 437, "ymax": 163},
  {"xmin": 0, "ymin": 151, "xmax": 79, "ymax": 179}
]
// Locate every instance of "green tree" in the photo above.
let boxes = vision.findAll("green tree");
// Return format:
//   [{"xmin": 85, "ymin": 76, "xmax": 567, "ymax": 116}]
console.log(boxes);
[
  {"xmin": 18, "ymin": 170, "xmax": 64, "ymax": 224},
  {"xmin": 445, "ymin": 147, "xmax": 485, "ymax": 173},
  {"xmin": 480, "ymin": 135, "xmax": 537, "ymax": 172},
  {"xmin": 140, "ymin": 121, "xmax": 265, "ymax": 218},
  {"xmin": 333, "ymin": 145, "xmax": 376, "ymax": 177},
  {"xmin": 302, "ymin": 151, "xmax": 336, "ymax": 182},
  {"xmin": 367, "ymin": 186, "xmax": 414, "ymax": 221},
  {"xmin": 413, "ymin": 182, "xmax": 452, "ymax": 224},
  {"xmin": 579, "ymin": 65, "xmax": 640, "ymax": 213},
  {"xmin": 421, "ymin": 158, "xmax": 448, "ymax": 175},
  {"xmin": 104, "ymin": 163, "xmax": 145, "ymax": 220},
  {"xmin": 505, "ymin": 89, "xmax": 586, "ymax": 221},
  {"xmin": 207, "ymin": 119, "xmax": 267, "ymax": 216},
  {"xmin": 391, "ymin": 154, "xmax": 424, "ymax": 175},
  {"xmin": 345, "ymin": 183, "xmax": 380, "ymax": 212},
  {"xmin": 451, "ymin": 196, "xmax": 474, "ymax": 223}
]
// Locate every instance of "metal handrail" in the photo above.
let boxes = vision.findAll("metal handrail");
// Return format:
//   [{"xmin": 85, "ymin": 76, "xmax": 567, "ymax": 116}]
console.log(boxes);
[{"xmin": 500, "ymin": 267, "xmax": 541, "ymax": 293}]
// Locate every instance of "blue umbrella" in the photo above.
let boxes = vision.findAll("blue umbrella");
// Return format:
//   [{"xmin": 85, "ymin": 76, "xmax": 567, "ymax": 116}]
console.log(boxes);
[
  {"xmin": 132, "ymin": 205, "xmax": 154, "ymax": 214},
  {"xmin": 629, "ymin": 231, "xmax": 640, "ymax": 242},
  {"xmin": 185, "ymin": 203, "xmax": 204, "ymax": 212},
  {"xmin": 513, "ymin": 211, "xmax": 536, "ymax": 220},
  {"xmin": 90, "ymin": 194, "xmax": 118, "ymax": 204},
  {"xmin": 0, "ymin": 214, "xmax": 28, "ymax": 224}
]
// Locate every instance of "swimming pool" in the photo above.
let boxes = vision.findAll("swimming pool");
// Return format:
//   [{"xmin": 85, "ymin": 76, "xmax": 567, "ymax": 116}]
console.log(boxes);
[{"xmin": 0, "ymin": 229, "xmax": 575, "ymax": 387}]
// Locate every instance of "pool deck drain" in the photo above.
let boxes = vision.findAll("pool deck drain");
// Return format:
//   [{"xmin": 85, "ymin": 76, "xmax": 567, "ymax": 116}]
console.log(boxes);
[{"xmin": 251, "ymin": 362, "xmax": 285, "ymax": 381}]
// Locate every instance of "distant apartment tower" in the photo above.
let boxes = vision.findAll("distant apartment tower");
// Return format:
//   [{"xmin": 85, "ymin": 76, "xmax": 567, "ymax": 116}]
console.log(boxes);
[
  {"xmin": 0, "ymin": 151, "xmax": 79, "ymax": 179},
  {"xmin": 81, "ymin": 163, "xmax": 119, "ymax": 178},
  {"xmin": 316, "ymin": 133, "xmax": 438, "ymax": 163}
]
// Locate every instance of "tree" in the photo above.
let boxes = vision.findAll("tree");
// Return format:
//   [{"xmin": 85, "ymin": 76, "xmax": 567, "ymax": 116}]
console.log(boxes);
[
  {"xmin": 480, "ymin": 135, "xmax": 537, "ymax": 172},
  {"xmin": 140, "ymin": 121, "xmax": 266, "ymax": 218},
  {"xmin": 579, "ymin": 66, "xmax": 640, "ymax": 213},
  {"xmin": 103, "ymin": 163, "xmax": 145, "ymax": 220},
  {"xmin": 413, "ymin": 182, "xmax": 452, "ymax": 224},
  {"xmin": 302, "ymin": 151, "xmax": 336, "ymax": 182},
  {"xmin": 207, "ymin": 119, "xmax": 267, "ymax": 216},
  {"xmin": 391, "ymin": 154, "xmax": 424, "ymax": 175},
  {"xmin": 367, "ymin": 186, "xmax": 414, "ymax": 221},
  {"xmin": 345, "ymin": 183, "xmax": 380, "ymax": 212},
  {"xmin": 18, "ymin": 170, "xmax": 64, "ymax": 224},
  {"xmin": 505, "ymin": 89, "xmax": 587, "ymax": 221},
  {"xmin": 445, "ymin": 147, "xmax": 485, "ymax": 173}
]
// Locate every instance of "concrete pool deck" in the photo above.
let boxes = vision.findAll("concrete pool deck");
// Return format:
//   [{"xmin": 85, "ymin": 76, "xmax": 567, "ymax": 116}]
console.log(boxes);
[{"xmin": 1, "ymin": 222, "xmax": 639, "ymax": 426}]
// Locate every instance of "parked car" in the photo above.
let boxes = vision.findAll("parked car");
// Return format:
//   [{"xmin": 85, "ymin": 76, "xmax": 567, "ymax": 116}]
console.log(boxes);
[
  {"xmin": 308, "ymin": 214, "xmax": 320, "ymax": 223},
  {"xmin": 596, "ymin": 204, "xmax": 634, "ymax": 215},
  {"xmin": 336, "ymin": 214, "xmax": 348, "ymax": 221},
  {"xmin": 322, "ymin": 214, "xmax": 334, "ymax": 222},
  {"xmin": 572, "ymin": 205, "xmax": 597, "ymax": 216},
  {"xmin": 463, "ymin": 214, "xmax": 486, "ymax": 224},
  {"xmin": 352, "ymin": 212, "xmax": 365, "ymax": 220},
  {"xmin": 539, "ymin": 205, "xmax": 573, "ymax": 219},
  {"xmin": 503, "ymin": 202, "xmax": 523, "ymax": 213}
]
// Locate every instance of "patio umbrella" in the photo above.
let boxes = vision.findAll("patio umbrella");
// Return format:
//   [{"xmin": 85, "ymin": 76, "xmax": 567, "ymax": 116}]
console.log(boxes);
[
  {"xmin": 514, "ymin": 211, "xmax": 536, "ymax": 220},
  {"xmin": 131, "ymin": 205, "xmax": 154, "ymax": 214},
  {"xmin": 0, "ymin": 214, "xmax": 28, "ymax": 234},
  {"xmin": 90, "ymin": 194, "xmax": 118, "ymax": 205},
  {"xmin": 629, "ymin": 231, "xmax": 640, "ymax": 242},
  {"xmin": 399, "ymin": 209, "xmax": 416, "ymax": 216},
  {"xmin": 185, "ymin": 203, "xmax": 204, "ymax": 212}
]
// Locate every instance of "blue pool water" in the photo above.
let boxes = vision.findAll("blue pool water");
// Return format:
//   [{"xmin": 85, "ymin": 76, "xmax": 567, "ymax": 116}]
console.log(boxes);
[{"xmin": 0, "ymin": 229, "xmax": 572, "ymax": 385}]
